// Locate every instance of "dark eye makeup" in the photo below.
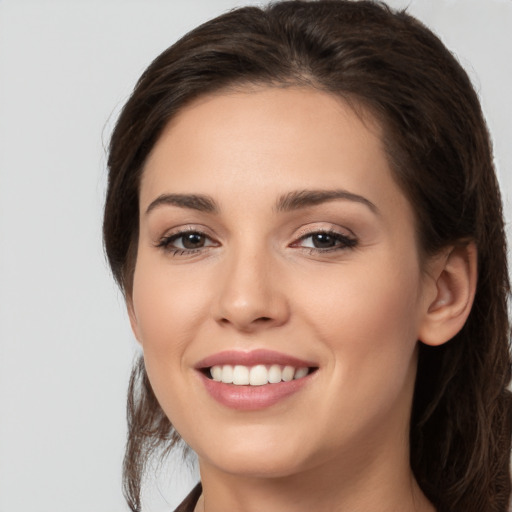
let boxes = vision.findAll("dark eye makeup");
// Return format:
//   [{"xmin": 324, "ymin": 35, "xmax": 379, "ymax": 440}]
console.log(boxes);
[
  {"xmin": 156, "ymin": 229, "xmax": 217, "ymax": 256},
  {"xmin": 155, "ymin": 227, "xmax": 358, "ymax": 257},
  {"xmin": 293, "ymin": 231, "xmax": 357, "ymax": 252}
]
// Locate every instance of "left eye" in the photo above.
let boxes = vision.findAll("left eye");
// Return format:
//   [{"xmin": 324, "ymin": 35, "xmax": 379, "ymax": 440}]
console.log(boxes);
[{"xmin": 296, "ymin": 231, "xmax": 357, "ymax": 250}]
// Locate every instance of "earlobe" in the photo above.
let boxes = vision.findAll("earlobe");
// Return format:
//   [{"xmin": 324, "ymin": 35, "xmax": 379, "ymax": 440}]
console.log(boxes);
[{"xmin": 418, "ymin": 243, "xmax": 477, "ymax": 347}]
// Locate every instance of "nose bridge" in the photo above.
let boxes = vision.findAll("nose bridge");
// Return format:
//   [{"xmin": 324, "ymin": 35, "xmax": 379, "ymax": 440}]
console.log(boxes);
[{"xmin": 214, "ymin": 236, "xmax": 288, "ymax": 331}]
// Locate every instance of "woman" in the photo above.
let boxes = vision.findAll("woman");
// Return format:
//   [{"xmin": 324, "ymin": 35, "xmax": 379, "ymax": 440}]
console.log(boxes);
[{"xmin": 103, "ymin": 1, "xmax": 511, "ymax": 511}]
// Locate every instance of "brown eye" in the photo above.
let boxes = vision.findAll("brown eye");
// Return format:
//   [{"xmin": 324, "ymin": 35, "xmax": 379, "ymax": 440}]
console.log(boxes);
[
  {"xmin": 310, "ymin": 233, "xmax": 337, "ymax": 248},
  {"xmin": 296, "ymin": 231, "xmax": 357, "ymax": 251},
  {"xmin": 181, "ymin": 232, "xmax": 206, "ymax": 249},
  {"xmin": 157, "ymin": 230, "xmax": 218, "ymax": 254}
]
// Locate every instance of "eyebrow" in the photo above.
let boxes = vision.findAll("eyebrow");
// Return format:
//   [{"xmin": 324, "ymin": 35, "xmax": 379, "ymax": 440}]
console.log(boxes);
[
  {"xmin": 275, "ymin": 189, "xmax": 379, "ymax": 214},
  {"xmin": 145, "ymin": 189, "xmax": 378, "ymax": 216},
  {"xmin": 145, "ymin": 193, "xmax": 219, "ymax": 215}
]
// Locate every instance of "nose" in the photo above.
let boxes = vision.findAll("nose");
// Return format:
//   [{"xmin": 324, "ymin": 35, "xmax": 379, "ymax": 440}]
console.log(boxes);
[{"xmin": 213, "ymin": 245, "xmax": 290, "ymax": 332}]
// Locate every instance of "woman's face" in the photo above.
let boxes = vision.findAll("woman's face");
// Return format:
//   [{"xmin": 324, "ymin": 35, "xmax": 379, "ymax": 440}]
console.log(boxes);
[{"xmin": 130, "ymin": 87, "xmax": 436, "ymax": 479}]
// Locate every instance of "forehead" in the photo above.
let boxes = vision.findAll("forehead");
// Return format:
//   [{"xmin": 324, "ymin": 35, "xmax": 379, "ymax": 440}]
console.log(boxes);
[{"xmin": 140, "ymin": 86, "xmax": 407, "ymax": 217}]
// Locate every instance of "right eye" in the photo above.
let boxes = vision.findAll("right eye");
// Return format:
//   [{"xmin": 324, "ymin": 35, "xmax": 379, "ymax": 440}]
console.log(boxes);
[{"xmin": 157, "ymin": 230, "xmax": 217, "ymax": 254}]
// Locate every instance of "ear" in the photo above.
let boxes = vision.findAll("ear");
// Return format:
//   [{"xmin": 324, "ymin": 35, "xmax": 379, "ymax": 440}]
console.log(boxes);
[
  {"xmin": 418, "ymin": 243, "xmax": 477, "ymax": 346},
  {"xmin": 127, "ymin": 298, "xmax": 143, "ymax": 345}
]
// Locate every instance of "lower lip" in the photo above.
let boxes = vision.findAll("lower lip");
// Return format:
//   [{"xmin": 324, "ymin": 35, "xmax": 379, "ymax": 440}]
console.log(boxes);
[{"xmin": 199, "ymin": 372, "xmax": 314, "ymax": 410}]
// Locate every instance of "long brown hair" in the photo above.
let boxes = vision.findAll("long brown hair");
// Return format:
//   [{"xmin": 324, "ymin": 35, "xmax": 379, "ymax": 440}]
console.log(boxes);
[{"xmin": 103, "ymin": 1, "xmax": 512, "ymax": 510}]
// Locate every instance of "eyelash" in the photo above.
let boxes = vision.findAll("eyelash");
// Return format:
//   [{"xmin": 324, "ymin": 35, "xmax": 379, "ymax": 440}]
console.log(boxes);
[
  {"xmin": 294, "ymin": 230, "xmax": 358, "ymax": 253},
  {"xmin": 156, "ymin": 228, "xmax": 358, "ymax": 256},
  {"xmin": 156, "ymin": 228, "xmax": 217, "ymax": 256}
]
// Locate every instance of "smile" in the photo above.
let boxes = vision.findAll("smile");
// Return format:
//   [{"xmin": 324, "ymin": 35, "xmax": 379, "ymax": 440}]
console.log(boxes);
[
  {"xmin": 196, "ymin": 349, "xmax": 318, "ymax": 410},
  {"xmin": 209, "ymin": 364, "xmax": 311, "ymax": 386}
]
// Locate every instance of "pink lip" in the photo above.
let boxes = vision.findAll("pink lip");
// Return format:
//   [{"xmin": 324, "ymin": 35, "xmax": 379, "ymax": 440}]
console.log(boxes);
[
  {"xmin": 195, "ymin": 349, "xmax": 318, "ymax": 411},
  {"xmin": 198, "ymin": 372, "xmax": 315, "ymax": 410},
  {"xmin": 194, "ymin": 349, "xmax": 317, "ymax": 369}
]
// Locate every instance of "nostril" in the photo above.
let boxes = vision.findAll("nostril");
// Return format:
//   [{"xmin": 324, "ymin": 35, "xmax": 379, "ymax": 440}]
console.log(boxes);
[{"xmin": 216, "ymin": 313, "xmax": 282, "ymax": 330}]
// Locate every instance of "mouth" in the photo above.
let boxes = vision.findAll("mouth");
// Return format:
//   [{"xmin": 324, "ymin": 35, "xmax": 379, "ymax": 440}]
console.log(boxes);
[
  {"xmin": 195, "ymin": 349, "xmax": 318, "ymax": 410},
  {"xmin": 201, "ymin": 364, "xmax": 317, "ymax": 386}
]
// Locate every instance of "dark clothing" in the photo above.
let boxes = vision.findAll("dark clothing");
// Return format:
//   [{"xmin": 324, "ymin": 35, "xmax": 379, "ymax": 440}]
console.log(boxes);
[{"xmin": 173, "ymin": 483, "xmax": 202, "ymax": 512}]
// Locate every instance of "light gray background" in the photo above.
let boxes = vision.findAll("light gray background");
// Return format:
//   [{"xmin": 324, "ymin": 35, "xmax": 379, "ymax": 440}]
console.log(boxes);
[{"xmin": 0, "ymin": 1, "xmax": 510, "ymax": 511}]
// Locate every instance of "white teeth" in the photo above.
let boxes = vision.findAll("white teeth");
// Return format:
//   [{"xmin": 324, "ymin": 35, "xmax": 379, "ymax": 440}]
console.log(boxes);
[
  {"xmin": 282, "ymin": 365, "xmax": 295, "ymax": 382},
  {"xmin": 268, "ymin": 364, "xmax": 282, "ymax": 383},
  {"xmin": 249, "ymin": 365, "xmax": 268, "ymax": 386},
  {"xmin": 209, "ymin": 364, "xmax": 310, "ymax": 386},
  {"xmin": 294, "ymin": 367, "xmax": 309, "ymax": 379},
  {"xmin": 221, "ymin": 365, "xmax": 233, "ymax": 383},
  {"xmin": 233, "ymin": 365, "xmax": 250, "ymax": 385},
  {"xmin": 211, "ymin": 365, "xmax": 222, "ymax": 382}
]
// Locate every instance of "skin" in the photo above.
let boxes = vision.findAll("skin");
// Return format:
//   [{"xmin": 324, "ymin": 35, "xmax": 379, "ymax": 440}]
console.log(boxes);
[{"xmin": 129, "ymin": 87, "xmax": 475, "ymax": 512}]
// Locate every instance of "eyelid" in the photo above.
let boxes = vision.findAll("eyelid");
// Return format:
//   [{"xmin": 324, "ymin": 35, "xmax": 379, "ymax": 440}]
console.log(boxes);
[
  {"xmin": 153, "ymin": 223, "xmax": 357, "ymax": 255},
  {"xmin": 293, "ymin": 231, "xmax": 356, "ymax": 246},
  {"xmin": 167, "ymin": 232, "xmax": 217, "ymax": 249},
  {"xmin": 289, "ymin": 224, "xmax": 358, "ymax": 252},
  {"xmin": 292, "ymin": 223, "xmax": 356, "ymax": 241},
  {"xmin": 155, "ymin": 224, "xmax": 217, "ymax": 243},
  {"xmin": 154, "ymin": 225, "xmax": 221, "ymax": 254}
]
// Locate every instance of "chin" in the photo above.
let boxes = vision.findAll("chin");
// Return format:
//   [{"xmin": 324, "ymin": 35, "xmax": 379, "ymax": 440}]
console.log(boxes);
[
  {"xmin": 194, "ymin": 431, "xmax": 312, "ymax": 478},
  {"xmin": 206, "ymin": 453, "xmax": 306, "ymax": 479}
]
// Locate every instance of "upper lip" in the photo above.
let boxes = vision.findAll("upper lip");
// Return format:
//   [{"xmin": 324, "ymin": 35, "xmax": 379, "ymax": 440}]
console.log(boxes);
[{"xmin": 195, "ymin": 349, "xmax": 317, "ymax": 369}]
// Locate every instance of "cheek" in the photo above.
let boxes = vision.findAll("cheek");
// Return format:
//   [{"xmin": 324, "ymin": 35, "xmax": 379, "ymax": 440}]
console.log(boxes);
[
  {"xmin": 130, "ymin": 256, "xmax": 213, "ymax": 430},
  {"xmin": 290, "ymin": 262, "xmax": 422, "ymax": 449},
  {"xmin": 298, "ymin": 253, "xmax": 423, "ymax": 388},
  {"xmin": 131, "ymin": 253, "xmax": 211, "ymax": 364}
]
